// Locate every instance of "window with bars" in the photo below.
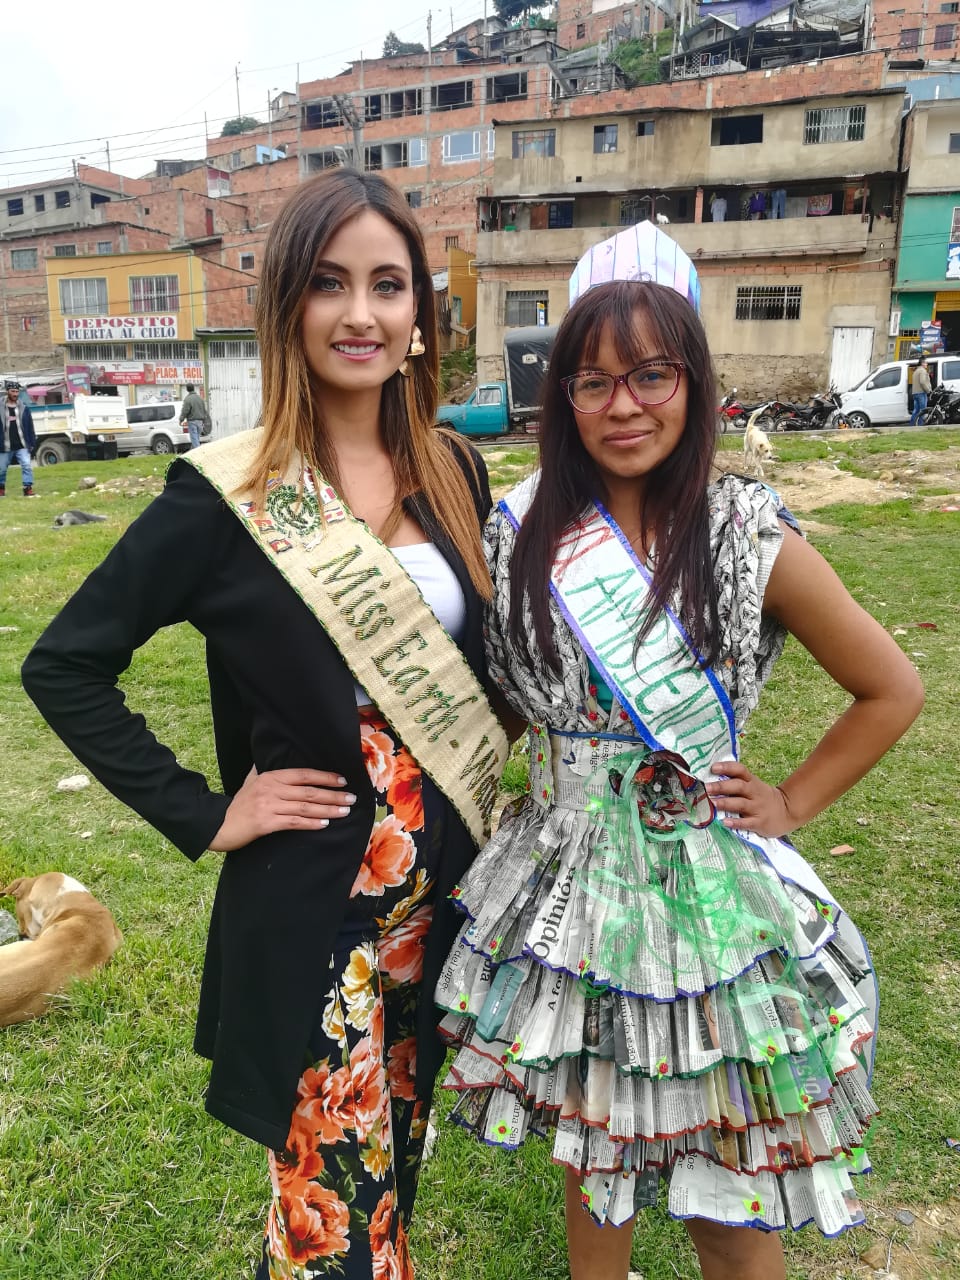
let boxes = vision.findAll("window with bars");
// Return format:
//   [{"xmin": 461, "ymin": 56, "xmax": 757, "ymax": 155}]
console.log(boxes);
[
  {"xmin": 735, "ymin": 285, "xmax": 802, "ymax": 321},
  {"xmin": 899, "ymin": 26, "xmax": 920, "ymax": 47},
  {"xmin": 935, "ymin": 22, "xmax": 956, "ymax": 46},
  {"xmin": 505, "ymin": 290, "xmax": 549, "ymax": 326},
  {"xmin": 55, "ymin": 244, "xmax": 77, "ymax": 257},
  {"xmin": 951, "ymin": 206, "xmax": 960, "ymax": 239},
  {"xmin": 6, "ymin": 198, "xmax": 24, "ymax": 217},
  {"xmin": 511, "ymin": 129, "xmax": 556, "ymax": 159},
  {"xmin": 445, "ymin": 235, "xmax": 460, "ymax": 250},
  {"xmin": 130, "ymin": 276, "xmax": 180, "ymax": 313},
  {"xmin": 59, "ymin": 277, "xmax": 108, "ymax": 315},
  {"xmin": 55, "ymin": 190, "xmax": 71, "ymax": 209},
  {"xmin": 246, "ymin": 285, "xmax": 258, "ymax": 304},
  {"xmin": 619, "ymin": 197, "xmax": 652, "ymax": 224},
  {"xmin": 548, "ymin": 202, "xmax": 574, "ymax": 228},
  {"xmin": 11, "ymin": 248, "xmax": 38, "ymax": 270},
  {"xmin": 96, "ymin": 241, "xmax": 113, "ymax": 254},
  {"xmin": 34, "ymin": 194, "xmax": 45, "ymax": 212},
  {"xmin": 240, "ymin": 253, "xmax": 255, "ymax": 270},
  {"xmin": 68, "ymin": 342, "xmax": 128, "ymax": 360},
  {"xmin": 209, "ymin": 340, "xmax": 260, "ymax": 358},
  {"xmin": 593, "ymin": 124, "xmax": 618, "ymax": 153},
  {"xmin": 803, "ymin": 104, "xmax": 865, "ymax": 144},
  {"xmin": 132, "ymin": 342, "xmax": 200, "ymax": 360}
]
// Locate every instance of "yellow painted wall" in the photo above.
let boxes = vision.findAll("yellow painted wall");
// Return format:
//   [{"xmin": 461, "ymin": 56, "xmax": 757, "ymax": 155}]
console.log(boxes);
[{"xmin": 46, "ymin": 251, "xmax": 204, "ymax": 345}]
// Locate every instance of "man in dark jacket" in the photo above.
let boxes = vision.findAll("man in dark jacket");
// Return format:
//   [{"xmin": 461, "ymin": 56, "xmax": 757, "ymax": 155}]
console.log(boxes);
[
  {"xmin": 179, "ymin": 384, "xmax": 211, "ymax": 451},
  {"xmin": 1, "ymin": 381, "xmax": 38, "ymax": 497}
]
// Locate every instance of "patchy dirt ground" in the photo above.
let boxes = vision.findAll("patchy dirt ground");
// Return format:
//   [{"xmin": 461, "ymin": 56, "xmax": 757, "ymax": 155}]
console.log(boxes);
[
  {"xmin": 802, "ymin": 1199, "xmax": 960, "ymax": 1280},
  {"xmin": 713, "ymin": 438, "xmax": 960, "ymax": 525}
]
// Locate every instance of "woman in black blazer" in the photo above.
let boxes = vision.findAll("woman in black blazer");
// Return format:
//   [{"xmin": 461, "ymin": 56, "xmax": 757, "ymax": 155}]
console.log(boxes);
[{"xmin": 22, "ymin": 170, "xmax": 503, "ymax": 1280}]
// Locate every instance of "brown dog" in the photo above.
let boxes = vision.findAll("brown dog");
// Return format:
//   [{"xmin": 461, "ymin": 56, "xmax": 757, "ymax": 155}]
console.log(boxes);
[{"xmin": 0, "ymin": 873, "xmax": 122, "ymax": 1027}]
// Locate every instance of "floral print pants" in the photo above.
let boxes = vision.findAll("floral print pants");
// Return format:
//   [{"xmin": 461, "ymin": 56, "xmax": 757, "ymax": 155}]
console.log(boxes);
[{"xmin": 259, "ymin": 709, "xmax": 443, "ymax": 1280}]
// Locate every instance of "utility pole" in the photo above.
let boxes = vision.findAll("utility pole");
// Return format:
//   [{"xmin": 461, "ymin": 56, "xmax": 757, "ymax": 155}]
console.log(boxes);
[
  {"xmin": 105, "ymin": 140, "xmax": 111, "ymax": 171},
  {"xmin": 334, "ymin": 94, "xmax": 365, "ymax": 169},
  {"xmin": 427, "ymin": 11, "xmax": 432, "ymax": 66},
  {"xmin": 267, "ymin": 90, "xmax": 273, "ymax": 155},
  {"xmin": 235, "ymin": 64, "xmax": 242, "ymax": 125}
]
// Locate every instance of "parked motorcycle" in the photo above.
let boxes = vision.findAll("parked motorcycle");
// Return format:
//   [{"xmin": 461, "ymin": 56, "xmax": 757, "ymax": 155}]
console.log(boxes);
[
  {"xmin": 773, "ymin": 389, "xmax": 850, "ymax": 432},
  {"xmin": 717, "ymin": 389, "xmax": 774, "ymax": 433},
  {"xmin": 916, "ymin": 385, "xmax": 960, "ymax": 426}
]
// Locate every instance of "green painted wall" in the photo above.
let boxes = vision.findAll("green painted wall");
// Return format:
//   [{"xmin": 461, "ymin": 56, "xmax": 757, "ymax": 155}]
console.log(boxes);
[{"xmin": 897, "ymin": 193, "xmax": 960, "ymax": 285}]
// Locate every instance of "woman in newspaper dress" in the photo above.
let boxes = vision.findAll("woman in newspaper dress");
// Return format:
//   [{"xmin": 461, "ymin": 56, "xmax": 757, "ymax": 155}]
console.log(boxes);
[{"xmin": 436, "ymin": 228, "xmax": 923, "ymax": 1280}]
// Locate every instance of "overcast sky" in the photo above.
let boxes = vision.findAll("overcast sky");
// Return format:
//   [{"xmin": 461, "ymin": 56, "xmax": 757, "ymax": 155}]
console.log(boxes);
[{"xmin": 2, "ymin": 0, "xmax": 481, "ymax": 190}]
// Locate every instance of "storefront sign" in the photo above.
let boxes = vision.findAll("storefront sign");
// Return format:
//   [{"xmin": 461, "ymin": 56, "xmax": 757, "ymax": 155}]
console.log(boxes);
[
  {"xmin": 920, "ymin": 320, "xmax": 943, "ymax": 352},
  {"xmin": 947, "ymin": 243, "xmax": 960, "ymax": 281},
  {"xmin": 69, "ymin": 361, "xmax": 203, "ymax": 389},
  {"xmin": 65, "ymin": 315, "xmax": 179, "ymax": 341},
  {"xmin": 65, "ymin": 364, "xmax": 91, "ymax": 396}
]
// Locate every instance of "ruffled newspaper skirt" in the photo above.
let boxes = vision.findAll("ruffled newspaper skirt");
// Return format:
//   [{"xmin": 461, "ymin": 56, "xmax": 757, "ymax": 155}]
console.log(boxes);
[{"xmin": 436, "ymin": 730, "xmax": 878, "ymax": 1235}]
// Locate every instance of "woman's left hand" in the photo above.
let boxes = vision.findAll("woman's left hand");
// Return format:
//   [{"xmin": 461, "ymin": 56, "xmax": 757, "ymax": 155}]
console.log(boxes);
[{"xmin": 706, "ymin": 761, "xmax": 797, "ymax": 838}]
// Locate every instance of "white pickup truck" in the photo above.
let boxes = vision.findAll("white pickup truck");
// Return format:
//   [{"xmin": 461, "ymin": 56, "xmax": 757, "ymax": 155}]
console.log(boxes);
[{"xmin": 31, "ymin": 395, "xmax": 131, "ymax": 465}]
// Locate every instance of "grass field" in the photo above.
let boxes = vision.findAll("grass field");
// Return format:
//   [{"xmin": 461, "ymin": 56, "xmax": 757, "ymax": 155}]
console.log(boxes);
[{"xmin": 1, "ymin": 434, "xmax": 958, "ymax": 1280}]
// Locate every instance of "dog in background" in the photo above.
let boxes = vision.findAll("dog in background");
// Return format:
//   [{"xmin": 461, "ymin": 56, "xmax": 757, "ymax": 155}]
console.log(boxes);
[
  {"xmin": 0, "ymin": 873, "xmax": 122, "ymax": 1027},
  {"xmin": 743, "ymin": 408, "xmax": 774, "ymax": 478}
]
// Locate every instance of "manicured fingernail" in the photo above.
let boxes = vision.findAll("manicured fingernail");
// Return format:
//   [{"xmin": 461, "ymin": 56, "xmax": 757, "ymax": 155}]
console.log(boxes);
[
  {"xmin": 319, "ymin": 819, "xmax": 329, "ymax": 828},
  {"xmin": 343, "ymin": 793, "xmax": 356, "ymax": 804},
  {"xmin": 336, "ymin": 776, "xmax": 347, "ymax": 785},
  {"xmin": 337, "ymin": 806, "xmax": 351, "ymax": 815}
]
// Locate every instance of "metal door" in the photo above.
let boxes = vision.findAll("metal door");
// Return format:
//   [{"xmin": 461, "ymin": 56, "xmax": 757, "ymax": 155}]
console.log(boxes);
[
  {"xmin": 829, "ymin": 327, "xmax": 875, "ymax": 393},
  {"xmin": 206, "ymin": 340, "xmax": 261, "ymax": 438}
]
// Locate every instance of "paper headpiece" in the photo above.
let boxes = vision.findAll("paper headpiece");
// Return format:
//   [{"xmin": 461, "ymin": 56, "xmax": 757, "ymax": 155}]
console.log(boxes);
[{"xmin": 568, "ymin": 221, "xmax": 701, "ymax": 314}]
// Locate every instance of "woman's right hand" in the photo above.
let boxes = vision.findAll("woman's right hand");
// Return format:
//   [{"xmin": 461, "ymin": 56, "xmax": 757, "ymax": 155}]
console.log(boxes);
[{"xmin": 209, "ymin": 768, "xmax": 357, "ymax": 852}]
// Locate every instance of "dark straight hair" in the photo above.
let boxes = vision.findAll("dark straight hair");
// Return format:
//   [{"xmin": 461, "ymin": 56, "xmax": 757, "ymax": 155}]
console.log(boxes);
[{"xmin": 508, "ymin": 280, "xmax": 721, "ymax": 668}]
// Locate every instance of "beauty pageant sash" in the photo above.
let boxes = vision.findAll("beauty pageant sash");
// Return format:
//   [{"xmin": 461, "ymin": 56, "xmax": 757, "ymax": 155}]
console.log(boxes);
[
  {"xmin": 186, "ymin": 430, "xmax": 508, "ymax": 845},
  {"xmin": 500, "ymin": 474, "xmax": 737, "ymax": 779}
]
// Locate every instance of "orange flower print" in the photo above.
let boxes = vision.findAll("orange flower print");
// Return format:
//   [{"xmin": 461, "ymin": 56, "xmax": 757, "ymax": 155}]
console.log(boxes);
[
  {"xmin": 353, "ymin": 815, "xmax": 417, "ymax": 897},
  {"xmin": 351, "ymin": 1037, "xmax": 388, "ymax": 1144},
  {"xmin": 361, "ymin": 724, "xmax": 397, "ymax": 792},
  {"xmin": 368, "ymin": 995, "xmax": 385, "ymax": 1060},
  {"xmin": 281, "ymin": 1182, "xmax": 351, "ymax": 1265},
  {"xmin": 295, "ymin": 1061, "xmax": 353, "ymax": 1145},
  {"xmin": 369, "ymin": 1191, "xmax": 393, "ymax": 1254},
  {"xmin": 273, "ymin": 1115, "xmax": 325, "ymax": 1192},
  {"xmin": 386, "ymin": 747, "xmax": 424, "ymax": 832},
  {"xmin": 373, "ymin": 1239, "xmax": 403, "ymax": 1280},
  {"xmin": 379, "ymin": 905, "xmax": 432, "ymax": 984},
  {"xmin": 387, "ymin": 1036, "xmax": 418, "ymax": 1102}
]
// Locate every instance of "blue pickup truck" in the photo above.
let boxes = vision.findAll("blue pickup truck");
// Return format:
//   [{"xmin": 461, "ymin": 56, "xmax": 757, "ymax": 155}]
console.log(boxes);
[{"xmin": 437, "ymin": 324, "xmax": 557, "ymax": 438}]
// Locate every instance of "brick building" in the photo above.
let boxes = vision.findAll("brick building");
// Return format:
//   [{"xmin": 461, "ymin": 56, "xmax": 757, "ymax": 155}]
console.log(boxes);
[
  {"xmin": 871, "ymin": 0, "xmax": 960, "ymax": 62},
  {"xmin": 475, "ymin": 52, "xmax": 905, "ymax": 395},
  {"xmin": 556, "ymin": 0, "xmax": 673, "ymax": 49}
]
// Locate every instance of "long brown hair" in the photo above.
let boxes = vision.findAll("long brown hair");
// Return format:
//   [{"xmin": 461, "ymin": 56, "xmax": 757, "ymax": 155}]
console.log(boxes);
[
  {"xmin": 509, "ymin": 280, "xmax": 720, "ymax": 667},
  {"xmin": 248, "ymin": 168, "xmax": 491, "ymax": 597}
]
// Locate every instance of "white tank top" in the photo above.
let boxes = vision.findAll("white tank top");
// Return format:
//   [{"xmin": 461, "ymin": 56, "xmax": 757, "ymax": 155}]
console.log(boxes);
[{"xmin": 354, "ymin": 542, "xmax": 467, "ymax": 706}]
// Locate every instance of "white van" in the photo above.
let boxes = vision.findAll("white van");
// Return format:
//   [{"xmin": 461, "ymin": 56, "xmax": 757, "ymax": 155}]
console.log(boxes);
[
  {"xmin": 120, "ymin": 401, "xmax": 187, "ymax": 455},
  {"xmin": 840, "ymin": 354, "xmax": 960, "ymax": 427}
]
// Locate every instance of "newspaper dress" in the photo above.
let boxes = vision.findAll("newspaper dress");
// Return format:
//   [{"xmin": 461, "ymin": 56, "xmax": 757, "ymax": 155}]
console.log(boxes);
[{"xmin": 436, "ymin": 473, "xmax": 878, "ymax": 1236}]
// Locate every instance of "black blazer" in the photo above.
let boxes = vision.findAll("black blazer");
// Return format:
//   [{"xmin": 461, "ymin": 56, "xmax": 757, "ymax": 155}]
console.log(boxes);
[{"xmin": 22, "ymin": 450, "xmax": 492, "ymax": 1150}]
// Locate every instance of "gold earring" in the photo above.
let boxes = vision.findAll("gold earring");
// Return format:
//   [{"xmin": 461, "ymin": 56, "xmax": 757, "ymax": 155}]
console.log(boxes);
[{"xmin": 399, "ymin": 325, "xmax": 425, "ymax": 377}]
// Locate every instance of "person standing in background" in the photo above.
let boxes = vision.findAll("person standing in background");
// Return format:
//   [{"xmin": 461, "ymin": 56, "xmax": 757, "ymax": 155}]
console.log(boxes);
[
  {"xmin": 179, "ymin": 383, "xmax": 211, "ymax": 450},
  {"xmin": 910, "ymin": 357, "xmax": 932, "ymax": 426},
  {"xmin": 1, "ymin": 381, "xmax": 37, "ymax": 497}
]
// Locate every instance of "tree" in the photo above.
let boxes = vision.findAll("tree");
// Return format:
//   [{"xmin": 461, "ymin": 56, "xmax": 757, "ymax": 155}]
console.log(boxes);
[
  {"xmin": 220, "ymin": 116, "xmax": 261, "ymax": 137},
  {"xmin": 382, "ymin": 31, "xmax": 426, "ymax": 56},
  {"xmin": 493, "ymin": 0, "xmax": 546, "ymax": 21}
]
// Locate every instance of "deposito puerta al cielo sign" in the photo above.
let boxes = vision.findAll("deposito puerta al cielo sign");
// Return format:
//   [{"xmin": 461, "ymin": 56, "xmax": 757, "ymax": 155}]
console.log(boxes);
[{"xmin": 65, "ymin": 316, "xmax": 178, "ymax": 341}]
